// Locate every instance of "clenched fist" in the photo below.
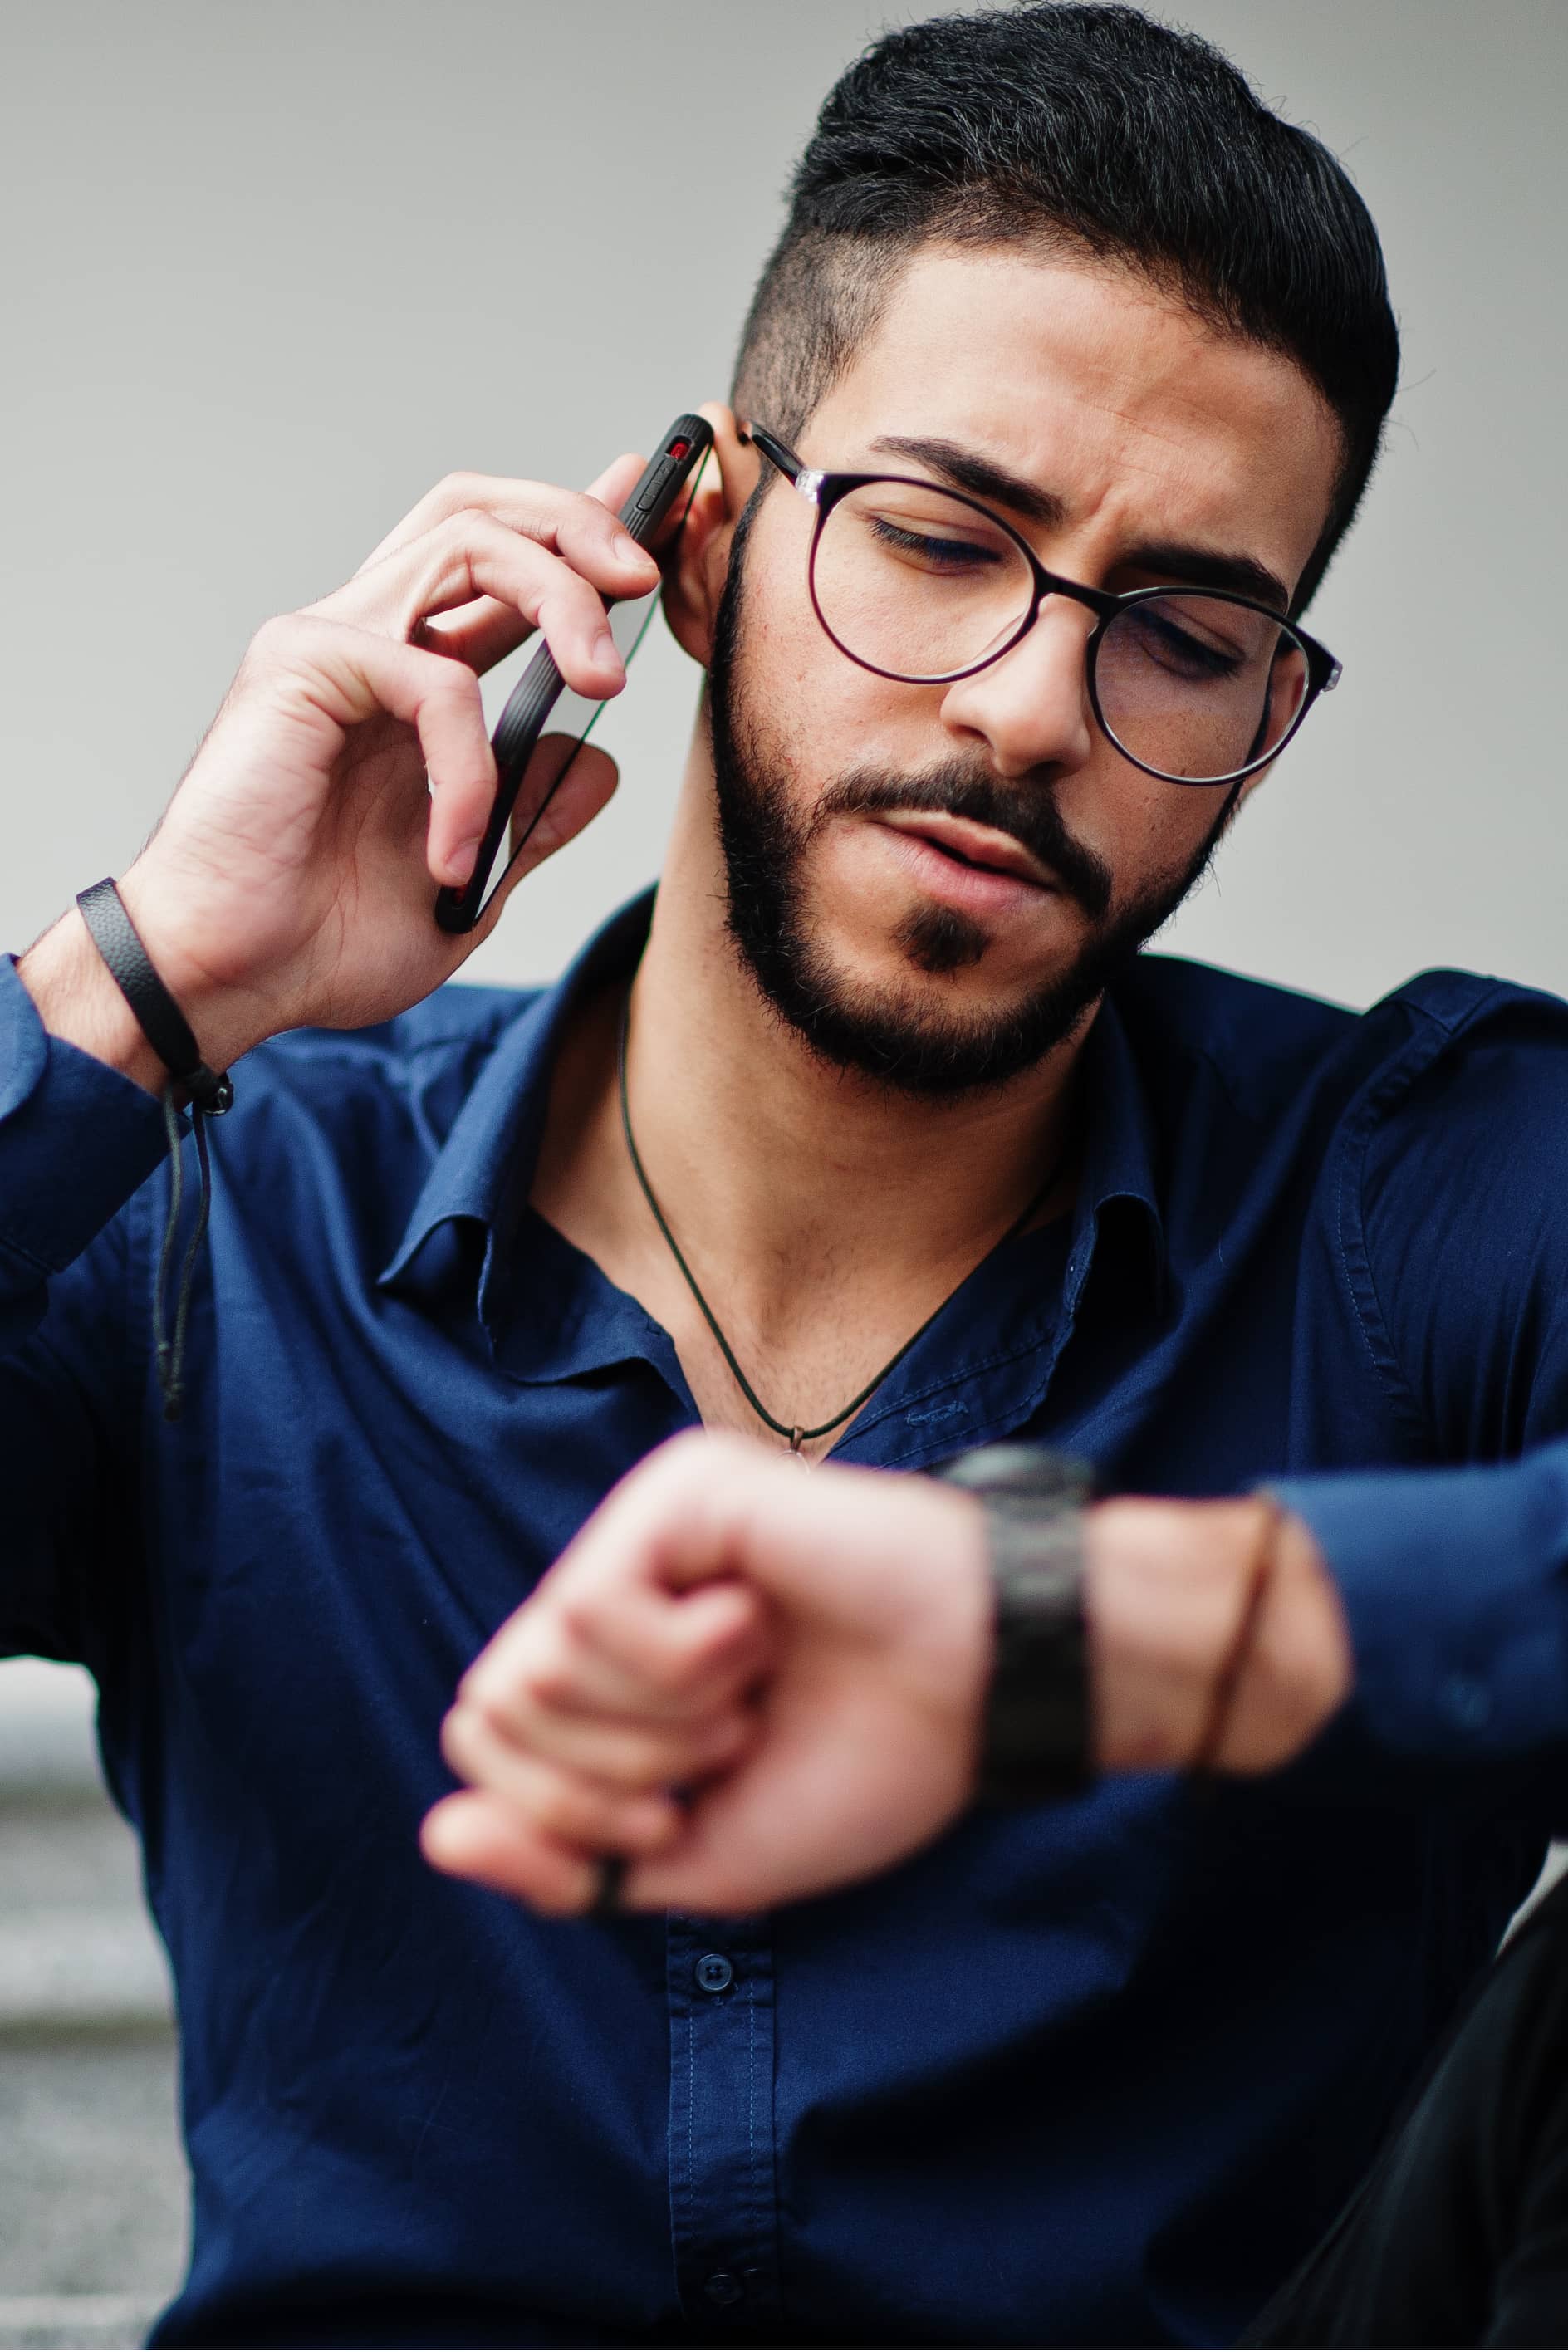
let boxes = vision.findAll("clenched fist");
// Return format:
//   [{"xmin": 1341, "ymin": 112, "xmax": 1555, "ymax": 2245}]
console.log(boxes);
[{"xmin": 422, "ymin": 1432, "xmax": 1353, "ymax": 1917}]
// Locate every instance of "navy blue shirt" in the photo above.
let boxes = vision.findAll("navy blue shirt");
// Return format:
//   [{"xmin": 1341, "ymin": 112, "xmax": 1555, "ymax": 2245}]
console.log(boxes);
[{"xmin": 6, "ymin": 891, "xmax": 1568, "ymax": 2349}]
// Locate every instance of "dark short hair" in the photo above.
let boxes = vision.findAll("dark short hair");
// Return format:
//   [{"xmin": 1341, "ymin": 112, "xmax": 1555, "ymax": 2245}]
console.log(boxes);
[{"xmin": 733, "ymin": 2, "xmax": 1399, "ymax": 610}]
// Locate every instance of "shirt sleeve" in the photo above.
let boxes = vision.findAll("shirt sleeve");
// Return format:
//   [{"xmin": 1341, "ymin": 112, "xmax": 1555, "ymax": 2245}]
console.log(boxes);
[
  {"xmin": 1279, "ymin": 988, "xmax": 1568, "ymax": 1766},
  {"xmin": 0, "ymin": 952, "xmax": 169, "ymax": 1661},
  {"xmin": 1276, "ymin": 1448, "xmax": 1568, "ymax": 1761}
]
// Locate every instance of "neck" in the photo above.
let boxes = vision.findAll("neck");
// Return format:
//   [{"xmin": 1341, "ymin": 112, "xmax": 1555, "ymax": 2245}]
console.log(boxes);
[
  {"xmin": 528, "ymin": 727, "xmax": 1097, "ymax": 1448},
  {"xmin": 620, "ymin": 733, "xmax": 1090, "ymax": 1309}
]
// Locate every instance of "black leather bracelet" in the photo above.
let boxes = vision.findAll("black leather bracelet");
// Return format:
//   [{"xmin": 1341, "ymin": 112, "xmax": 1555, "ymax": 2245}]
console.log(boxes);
[
  {"xmin": 934, "ymin": 1443, "xmax": 1097, "ymax": 1806},
  {"xmin": 76, "ymin": 878, "xmax": 233, "ymax": 1115},
  {"xmin": 74, "ymin": 876, "xmax": 233, "ymax": 1422}
]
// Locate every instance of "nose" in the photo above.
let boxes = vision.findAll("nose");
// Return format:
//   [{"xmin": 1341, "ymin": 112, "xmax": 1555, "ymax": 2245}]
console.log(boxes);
[{"xmin": 936, "ymin": 595, "xmax": 1095, "ymax": 780}]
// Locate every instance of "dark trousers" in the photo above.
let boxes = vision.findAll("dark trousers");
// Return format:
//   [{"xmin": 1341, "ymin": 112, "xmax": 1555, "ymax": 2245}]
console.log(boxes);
[{"xmin": 1245, "ymin": 1871, "xmax": 1568, "ymax": 2348}]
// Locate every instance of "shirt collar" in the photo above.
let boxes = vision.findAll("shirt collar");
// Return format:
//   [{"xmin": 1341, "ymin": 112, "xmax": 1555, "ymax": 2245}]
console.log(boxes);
[
  {"xmin": 377, "ymin": 890, "xmax": 655, "ymax": 1330},
  {"xmin": 1061, "ymin": 978, "xmax": 1168, "ymax": 1322},
  {"xmin": 379, "ymin": 895, "xmax": 1169, "ymax": 1336}
]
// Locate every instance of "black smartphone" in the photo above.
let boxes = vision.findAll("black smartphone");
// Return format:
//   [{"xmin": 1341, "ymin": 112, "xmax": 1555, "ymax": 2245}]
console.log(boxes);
[{"xmin": 434, "ymin": 414, "xmax": 715, "ymax": 934}]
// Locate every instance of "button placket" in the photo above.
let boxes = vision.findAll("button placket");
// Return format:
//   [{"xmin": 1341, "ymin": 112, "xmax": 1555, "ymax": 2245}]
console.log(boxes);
[{"xmin": 666, "ymin": 1913, "xmax": 780, "ymax": 2322}]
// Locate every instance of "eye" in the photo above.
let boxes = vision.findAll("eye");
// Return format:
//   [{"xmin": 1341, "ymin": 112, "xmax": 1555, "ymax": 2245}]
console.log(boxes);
[
  {"xmin": 865, "ymin": 516, "xmax": 1008, "ymax": 574},
  {"xmin": 1122, "ymin": 605, "xmax": 1247, "ymax": 680}
]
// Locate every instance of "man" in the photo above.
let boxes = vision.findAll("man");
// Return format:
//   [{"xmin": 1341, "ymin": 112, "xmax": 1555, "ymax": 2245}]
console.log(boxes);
[{"xmin": 4, "ymin": 2, "xmax": 1564, "ymax": 2345}]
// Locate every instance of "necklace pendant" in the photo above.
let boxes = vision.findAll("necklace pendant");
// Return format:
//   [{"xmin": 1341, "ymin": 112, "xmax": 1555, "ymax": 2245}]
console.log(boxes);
[{"xmin": 789, "ymin": 1426, "xmax": 805, "ymax": 1454}]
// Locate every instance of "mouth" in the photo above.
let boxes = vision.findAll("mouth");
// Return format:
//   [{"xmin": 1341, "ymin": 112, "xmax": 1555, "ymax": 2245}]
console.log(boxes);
[
  {"xmin": 876, "ymin": 810, "xmax": 1052, "ymax": 887},
  {"xmin": 870, "ymin": 810, "xmax": 1056, "ymax": 918}
]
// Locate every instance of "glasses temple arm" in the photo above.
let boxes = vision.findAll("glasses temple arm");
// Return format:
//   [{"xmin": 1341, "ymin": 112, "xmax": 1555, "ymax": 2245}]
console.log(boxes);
[{"xmin": 738, "ymin": 420, "xmax": 808, "ymax": 485}]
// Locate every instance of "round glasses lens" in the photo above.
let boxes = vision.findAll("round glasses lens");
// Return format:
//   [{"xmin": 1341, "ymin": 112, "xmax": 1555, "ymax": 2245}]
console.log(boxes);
[
  {"xmin": 1095, "ymin": 591, "xmax": 1311, "ymax": 783},
  {"xmin": 811, "ymin": 480, "xmax": 1036, "ymax": 680}
]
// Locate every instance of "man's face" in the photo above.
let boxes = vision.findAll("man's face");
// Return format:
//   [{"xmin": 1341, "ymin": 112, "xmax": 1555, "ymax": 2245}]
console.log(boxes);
[{"xmin": 707, "ymin": 248, "xmax": 1343, "ymax": 1094}]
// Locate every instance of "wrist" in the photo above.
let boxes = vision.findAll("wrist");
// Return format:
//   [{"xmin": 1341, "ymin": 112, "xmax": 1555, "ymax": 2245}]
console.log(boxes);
[
  {"xmin": 19, "ymin": 870, "xmax": 272, "ymax": 1098},
  {"xmin": 1084, "ymin": 1497, "xmax": 1352, "ymax": 1776},
  {"xmin": 115, "ymin": 864, "xmax": 272, "ymax": 1074},
  {"xmin": 18, "ymin": 909, "xmax": 169, "ymax": 1095}
]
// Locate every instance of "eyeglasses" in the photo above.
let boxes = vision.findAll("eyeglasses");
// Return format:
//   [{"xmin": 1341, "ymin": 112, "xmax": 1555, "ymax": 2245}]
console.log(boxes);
[{"xmin": 740, "ymin": 423, "xmax": 1340, "ymax": 789}]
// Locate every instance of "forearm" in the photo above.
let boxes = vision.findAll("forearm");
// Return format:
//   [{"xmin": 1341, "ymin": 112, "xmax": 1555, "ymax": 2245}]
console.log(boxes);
[
  {"xmin": 17, "ymin": 908, "xmax": 169, "ymax": 1096},
  {"xmin": 17, "ymin": 850, "xmax": 276, "ymax": 1097}
]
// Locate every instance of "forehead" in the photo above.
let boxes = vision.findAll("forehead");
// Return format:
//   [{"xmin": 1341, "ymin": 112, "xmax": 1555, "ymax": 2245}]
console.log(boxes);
[{"xmin": 806, "ymin": 247, "xmax": 1343, "ymax": 593}]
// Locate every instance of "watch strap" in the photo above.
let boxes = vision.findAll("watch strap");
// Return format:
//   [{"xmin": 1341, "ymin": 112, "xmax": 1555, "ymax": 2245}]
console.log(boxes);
[{"xmin": 936, "ymin": 1443, "xmax": 1095, "ymax": 1806}]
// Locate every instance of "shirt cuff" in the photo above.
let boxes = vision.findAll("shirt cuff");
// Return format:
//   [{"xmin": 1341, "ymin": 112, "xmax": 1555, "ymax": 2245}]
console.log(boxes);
[
  {"xmin": 0, "ymin": 952, "xmax": 169, "ymax": 1276},
  {"xmin": 1276, "ymin": 1453, "xmax": 1568, "ymax": 1761}
]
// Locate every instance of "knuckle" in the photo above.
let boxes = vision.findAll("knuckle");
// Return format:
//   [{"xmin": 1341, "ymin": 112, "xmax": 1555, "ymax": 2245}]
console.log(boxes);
[
  {"xmin": 439, "ymin": 1702, "xmax": 478, "ymax": 1774},
  {"xmin": 245, "ymin": 612, "xmax": 298, "ymax": 664},
  {"xmin": 431, "ymin": 470, "xmax": 489, "ymax": 513},
  {"xmin": 527, "ymin": 1775, "xmax": 583, "ymax": 1835},
  {"xmin": 468, "ymin": 1686, "xmax": 522, "ymax": 1746},
  {"xmin": 438, "ymin": 502, "xmax": 497, "ymax": 544},
  {"xmin": 556, "ymin": 1594, "xmax": 602, "ymax": 1649},
  {"xmin": 563, "ymin": 488, "xmax": 617, "ymax": 539},
  {"xmin": 522, "ymin": 1652, "xmax": 574, "ymax": 1710}
]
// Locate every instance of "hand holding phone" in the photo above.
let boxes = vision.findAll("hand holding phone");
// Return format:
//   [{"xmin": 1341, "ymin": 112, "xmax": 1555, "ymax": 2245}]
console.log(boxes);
[{"xmin": 433, "ymin": 414, "xmax": 715, "ymax": 934}]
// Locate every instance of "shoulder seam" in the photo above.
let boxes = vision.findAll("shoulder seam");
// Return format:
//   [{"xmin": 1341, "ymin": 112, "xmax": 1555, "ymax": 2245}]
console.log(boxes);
[{"xmin": 1329, "ymin": 982, "xmax": 1545, "ymax": 1451}]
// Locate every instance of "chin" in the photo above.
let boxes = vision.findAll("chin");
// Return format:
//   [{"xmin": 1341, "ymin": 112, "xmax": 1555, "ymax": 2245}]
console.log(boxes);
[{"xmin": 823, "ymin": 887, "xmax": 1073, "ymax": 1000}]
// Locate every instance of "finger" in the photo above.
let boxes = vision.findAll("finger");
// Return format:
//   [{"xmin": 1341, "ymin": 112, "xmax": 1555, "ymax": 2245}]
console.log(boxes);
[
  {"xmin": 461, "ymin": 1561, "xmax": 767, "ymax": 1722},
  {"xmin": 359, "ymin": 465, "xmax": 657, "ymax": 579},
  {"xmin": 424, "ymin": 453, "xmax": 663, "ymax": 676},
  {"xmin": 247, "ymin": 615, "xmax": 497, "ymax": 889},
  {"xmin": 326, "ymin": 512, "xmax": 638, "ymax": 700},
  {"xmin": 420, "ymin": 1791, "xmax": 601, "ymax": 1916},
  {"xmin": 454, "ymin": 734, "xmax": 620, "ymax": 913},
  {"xmin": 551, "ymin": 1580, "xmax": 772, "ymax": 1720},
  {"xmin": 478, "ymin": 1583, "xmax": 770, "ymax": 1731},
  {"xmin": 546, "ymin": 1427, "xmax": 940, "ymax": 1611},
  {"xmin": 582, "ymin": 449, "xmax": 656, "ymax": 519},
  {"xmin": 439, "ymin": 1706, "xmax": 683, "ymax": 1850},
  {"xmin": 417, "ymin": 595, "xmax": 532, "ymax": 679},
  {"xmin": 446, "ymin": 1680, "xmax": 757, "ymax": 1791},
  {"xmin": 420, "ymin": 592, "xmax": 574, "ymax": 680}
]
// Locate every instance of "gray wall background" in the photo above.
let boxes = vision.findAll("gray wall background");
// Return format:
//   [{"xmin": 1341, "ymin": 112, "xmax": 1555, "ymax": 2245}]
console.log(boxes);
[{"xmin": 2, "ymin": 0, "xmax": 1566, "ymax": 1012}]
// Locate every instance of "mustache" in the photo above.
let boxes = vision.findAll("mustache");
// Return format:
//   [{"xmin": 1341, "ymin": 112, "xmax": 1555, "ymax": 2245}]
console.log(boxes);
[{"xmin": 808, "ymin": 762, "xmax": 1115, "ymax": 923}]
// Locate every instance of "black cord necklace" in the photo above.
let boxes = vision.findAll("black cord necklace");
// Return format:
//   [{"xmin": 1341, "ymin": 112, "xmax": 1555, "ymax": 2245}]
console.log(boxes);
[{"xmin": 616, "ymin": 1000, "xmax": 1071, "ymax": 1454}]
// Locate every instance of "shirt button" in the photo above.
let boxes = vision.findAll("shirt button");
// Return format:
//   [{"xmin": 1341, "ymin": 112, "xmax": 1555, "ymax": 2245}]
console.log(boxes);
[
  {"xmin": 703, "ymin": 2272, "xmax": 743, "ymax": 2308},
  {"xmin": 1442, "ymin": 1671, "xmax": 1492, "ymax": 1731},
  {"xmin": 694, "ymin": 1951, "xmax": 733, "ymax": 1994}
]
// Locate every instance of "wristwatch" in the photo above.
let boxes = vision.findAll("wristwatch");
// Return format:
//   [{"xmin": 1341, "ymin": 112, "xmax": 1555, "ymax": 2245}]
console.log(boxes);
[{"xmin": 933, "ymin": 1443, "xmax": 1097, "ymax": 1806}]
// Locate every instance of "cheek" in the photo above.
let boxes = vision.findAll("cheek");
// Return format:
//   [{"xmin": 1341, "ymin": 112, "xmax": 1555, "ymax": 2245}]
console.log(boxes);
[
  {"xmin": 744, "ymin": 583, "xmax": 936, "ymax": 780},
  {"xmin": 1054, "ymin": 765, "xmax": 1225, "ymax": 896}
]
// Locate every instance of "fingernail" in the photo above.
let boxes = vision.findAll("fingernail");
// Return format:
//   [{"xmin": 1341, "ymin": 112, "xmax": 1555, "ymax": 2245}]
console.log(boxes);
[
  {"xmin": 594, "ymin": 629, "xmax": 620, "ymax": 669},
  {"xmin": 448, "ymin": 836, "xmax": 481, "ymax": 885},
  {"xmin": 615, "ymin": 533, "xmax": 649, "ymax": 568}
]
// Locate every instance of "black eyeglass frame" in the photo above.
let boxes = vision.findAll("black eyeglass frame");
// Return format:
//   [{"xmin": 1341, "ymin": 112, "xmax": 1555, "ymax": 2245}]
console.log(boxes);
[{"xmin": 739, "ymin": 420, "xmax": 1342, "ymax": 789}]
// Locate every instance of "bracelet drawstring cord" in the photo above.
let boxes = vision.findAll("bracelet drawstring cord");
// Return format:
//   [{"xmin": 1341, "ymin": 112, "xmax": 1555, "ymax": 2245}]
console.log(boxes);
[
  {"xmin": 155, "ymin": 1081, "xmax": 217, "ymax": 1420},
  {"xmin": 76, "ymin": 878, "xmax": 233, "ymax": 1423}
]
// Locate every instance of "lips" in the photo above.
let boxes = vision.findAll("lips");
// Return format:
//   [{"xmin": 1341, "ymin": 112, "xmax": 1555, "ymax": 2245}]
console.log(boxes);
[{"xmin": 875, "ymin": 810, "xmax": 1052, "ymax": 890}]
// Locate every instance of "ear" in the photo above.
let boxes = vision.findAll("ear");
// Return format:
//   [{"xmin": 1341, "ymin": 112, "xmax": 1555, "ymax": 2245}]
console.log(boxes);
[{"xmin": 661, "ymin": 402, "xmax": 761, "ymax": 669}]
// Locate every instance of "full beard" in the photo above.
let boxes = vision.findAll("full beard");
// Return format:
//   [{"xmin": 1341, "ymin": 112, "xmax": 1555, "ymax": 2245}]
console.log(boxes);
[{"xmin": 706, "ymin": 508, "xmax": 1239, "ymax": 1100}]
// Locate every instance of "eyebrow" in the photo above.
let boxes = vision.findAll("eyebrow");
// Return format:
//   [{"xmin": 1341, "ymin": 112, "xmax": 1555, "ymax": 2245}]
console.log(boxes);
[
  {"xmin": 869, "ymin": 434, "xmax": 1291, "ymax": 614},
  {"xmin": 1120, "ymin": 540, "xmax": 1291, "ymax": 614},
  {"xmin": 871, "ymin": 435, "xmax": 1066, "ymax": 527}
]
